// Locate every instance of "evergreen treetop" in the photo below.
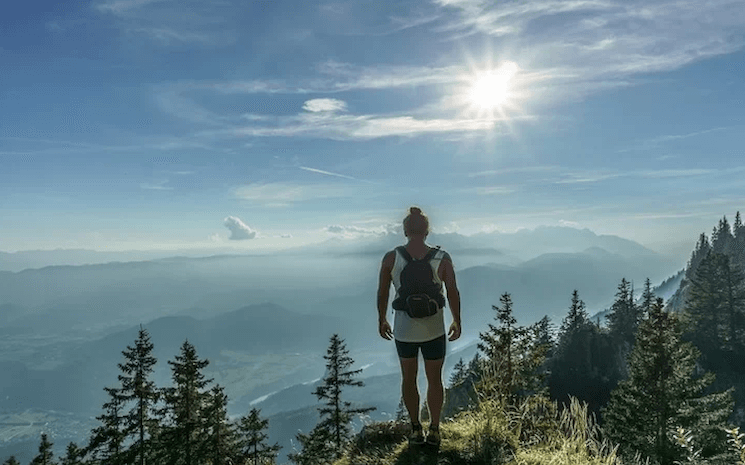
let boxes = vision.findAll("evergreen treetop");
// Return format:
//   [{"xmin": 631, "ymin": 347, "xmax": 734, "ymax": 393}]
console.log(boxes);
[
  {"xmin": 30, "ymin": 434, "xmax": 54, "ymax": 465},
  {"xmin": 603, "ymin": 298, "xmax": 734, "ymax": 464},
  {"xmin": 309, "ymin": 334, "xmax": 375, "ymax": 462},
  {"xmin": 117, "ymin": 325, "xmax": 159, "ymax": 465},
  {"xmin": 237, "ymin": 408, "xmax": 281, "ymax": 465}
]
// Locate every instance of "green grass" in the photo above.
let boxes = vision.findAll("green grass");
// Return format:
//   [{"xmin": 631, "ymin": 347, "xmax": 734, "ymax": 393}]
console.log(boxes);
[{"xmin": 334, "ymin": 395, "xmax": 636, "ymax": 465}]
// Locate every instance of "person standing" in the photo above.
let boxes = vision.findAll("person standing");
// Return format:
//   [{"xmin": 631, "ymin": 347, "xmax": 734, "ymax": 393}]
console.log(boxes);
[{"xmin": 377, "ymin": 206, "xmax": 461, "ymax": 446}]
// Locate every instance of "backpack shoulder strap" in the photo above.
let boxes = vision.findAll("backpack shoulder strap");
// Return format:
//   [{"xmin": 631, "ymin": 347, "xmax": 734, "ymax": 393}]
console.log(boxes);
[
  {"xmin": 424, "ymin": 245, "xmax": 441, "ymax": 262},
  {"xmin": 396, "ymin": 246, "xmax": 413, "ymax": 262}
]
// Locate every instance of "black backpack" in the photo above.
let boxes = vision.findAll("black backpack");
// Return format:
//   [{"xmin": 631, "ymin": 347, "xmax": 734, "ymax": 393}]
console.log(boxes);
[{"xmin": 391, "ymin": 246, "xmax": 446, "ymax": 318}]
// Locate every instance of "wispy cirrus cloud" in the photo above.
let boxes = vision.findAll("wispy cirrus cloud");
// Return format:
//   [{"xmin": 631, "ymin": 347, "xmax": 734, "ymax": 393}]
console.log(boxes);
[
  {"xmin": 231, "ymin": 181, "xmax": 361, "ymax": 207},
  {"xmin": 619, "ymin": 127, "xmax": 733, "ymax": 152},
  {"xmin": 140, "ymin": 179, "xmax": 173, "ymax": 190},
  {"xmin": 299, "ymin": 166, "xmax": 360, "ymax": 181},
  {"xmin": 435, "ymin": 0, "xmax": 745, "ymax": 99},
  {"xmin": 95, "ymin": 0, "xmax": 237, "ymax": 46},
  {"xmin": 95, "ymin": 0, "xmax": 170, "ymax": 14}
]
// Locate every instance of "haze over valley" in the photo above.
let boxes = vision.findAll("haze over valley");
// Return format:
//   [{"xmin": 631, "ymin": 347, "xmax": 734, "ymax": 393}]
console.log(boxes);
[{"xmin": 0, "ymin": 226, "xmax": 688, "ymax": 461}]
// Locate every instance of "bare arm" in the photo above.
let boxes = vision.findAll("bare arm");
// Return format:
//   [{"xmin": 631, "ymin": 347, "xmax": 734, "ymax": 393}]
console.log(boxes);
[
  {"xmin": 440, "ymin": 254, "xmax": 461, "ymax": 340},
  {"xmin": 376, "ymin": 251, "xmax": 395, "ymax": 340}
]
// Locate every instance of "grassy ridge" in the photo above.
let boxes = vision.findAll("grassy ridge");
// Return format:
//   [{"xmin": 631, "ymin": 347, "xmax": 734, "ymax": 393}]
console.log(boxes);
[{"xmin": 334, "ymin": 396, "xmax": 744, "ymax": 465}]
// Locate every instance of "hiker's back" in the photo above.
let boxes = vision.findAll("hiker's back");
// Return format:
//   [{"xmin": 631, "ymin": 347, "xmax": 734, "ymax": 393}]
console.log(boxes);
[{"xmin": 390, "ymin": 245, "xmax": 447, "ymax": 343}]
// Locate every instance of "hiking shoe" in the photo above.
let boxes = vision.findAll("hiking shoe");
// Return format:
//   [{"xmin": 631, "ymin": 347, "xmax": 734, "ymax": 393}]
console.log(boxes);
[
  {"xmin": 409, "ymin": 423, "xmax": 425, "ymax": 445},
  {"xmin": 426, "ymin": 426, "xmax": 441, "ymax": 446}
]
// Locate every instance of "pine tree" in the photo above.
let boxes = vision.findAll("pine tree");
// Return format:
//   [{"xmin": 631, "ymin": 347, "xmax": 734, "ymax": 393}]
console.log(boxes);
[
  {"xmin": 394, "ymin": 397, "xmax": 408, "ymax": 422},
  {"xmin": 60, "ymin": 442, "xmax": 83, "ymax": 465},
  {"xmin": 606, "ymin": 278, "xmax": 641, "ymax": 346},
  {"xmin": 2, "ymin": 457, "xmax": 20, "ymax": 465},
  {"xmin": 237, "ymin": 408, "xmax": 281, "ymax": 465},
  {"xmin": 734, "ymin": 211, "xmax": 745, "ymax": 269},
  {"xmin": 534, "ymin": 315, "xmax": 555, "ymax": 358},
  {"xmin": 202, "ymin": 385, "xmax": 240, "ymax": 465},
  {"xmin": 448, "ymin": 358, "xmax": 467, "ymax": 388},
  {"xmin": 87, "ymin": 386, "xmax": 127, "ymax": 464},
  {"xmin": 602, "ymin": 298, "xmax": 734, "ymax": 465},
  {"xmin": 477, "ymin": 293, "xmax": 549, "ymax": 403},
  {"xmin": 442, "ymin": 353, "xmax": 482, "ymax": 418},
  {"xmin": 560, "ymin": 290, "xmax": 588, "ymax": 336},
  {"xmin": 160, "ymin": 339, "xmax": 212, "ymax": 465},
  {"xmin": 311, "ymin": 334, "xmax": 375, "ymax": 461},
  {"xmin": 288, "ymin": 426, "xmax": 333, "ymax": 465},
  {"xmin": 712, "ymin": 216, "xmax": 734, "ymax": 254},
  {"xmin": 686, "ymin": 233, "xmax": 711, "ymax": 281},
  {"xmin": 30, "ymin": 433, "xmax": 55, "ymax": 465},
  {"xmin": 549, "ymin": 290, "xmax": 620, "ymax": 415},
  {"xmin": 640, "ymin": 277, "xmax": 655, "ymax": 320},
  {"xmin": 118, "ymin": 325, "xmax": 159, "ymax": 465},
  {"xmin": 685, "ymin": 250, "xmax": 745, "ymax": 360}
]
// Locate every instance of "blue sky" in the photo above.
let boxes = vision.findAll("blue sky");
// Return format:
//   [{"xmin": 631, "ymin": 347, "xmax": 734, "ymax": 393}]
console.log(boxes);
[{"xmin": 1, "ymin": 0, "xmax": 744, "ymax": 253}]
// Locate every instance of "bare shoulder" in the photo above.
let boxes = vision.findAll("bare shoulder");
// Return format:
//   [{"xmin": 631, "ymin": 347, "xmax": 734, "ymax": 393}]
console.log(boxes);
[
  {"xmin": 437, "ymin": 249, "xmax": 455, "ymax": 281},
  {"xmin": 381, "ymin": 250, "xmax": 396, "ymax": 269}
]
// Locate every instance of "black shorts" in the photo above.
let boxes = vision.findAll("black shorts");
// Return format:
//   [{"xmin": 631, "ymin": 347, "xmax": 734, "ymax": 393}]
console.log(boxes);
[{"xmin": 395, "ymin": 335, "xmax": 446, "ymax": 360}]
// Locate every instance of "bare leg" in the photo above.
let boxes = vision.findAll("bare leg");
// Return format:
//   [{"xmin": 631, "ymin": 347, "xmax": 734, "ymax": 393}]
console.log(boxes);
[
  {"xmin": 424, "ymin": 357, "xmax": 444, "ymax": 428},
  {"xmin": 399, "ymin": 357, "xmax": 420, "ymax": 424}
]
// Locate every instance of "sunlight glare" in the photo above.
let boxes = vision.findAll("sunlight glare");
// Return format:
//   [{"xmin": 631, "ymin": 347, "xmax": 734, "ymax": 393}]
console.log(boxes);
[{"xmin": 468, "ymin": 61, "xmax": 519, "ymax": 110}]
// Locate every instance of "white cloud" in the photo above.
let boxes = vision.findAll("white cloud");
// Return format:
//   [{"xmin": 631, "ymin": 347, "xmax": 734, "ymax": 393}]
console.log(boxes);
[
  {"xmin": 228, "ymin": 113, "xmax": 506, "ymax": 140},
  {"xmin": 436, "ymin": 221, "xmax": 461, "ymax": 234},
  {"xmin": 326, "ymin": 223, "xmax": 401, "ymax": 237},
  {"xmin": 232, "ymin": 182, "xmax": 357, "ymax": 206},
  {"xmin": 140, "ymin": 180, "xmax": 173, "ymax": 190},
  {"xmin": 299, "ymin": 166, "xmax": 358, "ymax": 180},
  {"xmin": 96, "ymin": 0, "xmax": 168, "ymax": 14},
  {"xmin": 637, "ymin": 169, "xmax": 717, "ymax": 178},
  {"xmin": 303, "ymin": 98, "xmax": 348, "ymax": 113},
  {"xmin": 223, "ymin": 216, "xmax": 257, "ymax": 240},
  {"xmin": 95, "ymin": 0, "xmax": 236, "ymax": 46},
  {"xmin": 559, "ymin": 219, "xmax": 581, "ymax": 228},
  {"xmin": 554, "ymin": 172, "xmax": 622, "ymax": 184}
]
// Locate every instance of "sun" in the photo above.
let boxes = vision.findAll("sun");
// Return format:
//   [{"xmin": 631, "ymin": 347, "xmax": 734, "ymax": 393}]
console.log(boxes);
[{"xmin": 467, "ymin": 61, "xmax": 519, "ymax": 112}]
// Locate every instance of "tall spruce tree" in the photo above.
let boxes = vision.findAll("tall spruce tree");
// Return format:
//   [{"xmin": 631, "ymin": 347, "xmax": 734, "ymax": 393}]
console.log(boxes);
[
  {"xmin": 442, "ymin": 353, "xmax": 482, "ymax": 418},
  {"xmin": 30, "ymin": 433, "xmax": 54, "ymax": 465},
  {"xmin": 560, "ymin": 290, "xmax": 589, "ymax": 336},
  {"xmin": 202, "ymin": 385, "xmax": 240, "ymax": 465},
  {"xmin": 712, "ymin": 216, "xmax": 734, "ymax": 255},
  {"xmin": 549, "ymin": 289, "xmax": 619, "ymax": 415},
  {"xmin": 448, "ymin": 358, "xmax": 467, "ymax": 387},
  {"xmin": 118, "ymin": 325, "xmax": 159, "ymax": 465},
  {"xmin": 606, "ymin": 278, "xmax": 641, "ymax": 346},
  {"xmin": 160, "ymin": 339, "xmax": 212, "ymax": 465},
  {"xmin": 734, "ymin": 211, "xmax": 745, "ymax": 269},
  {"xmin": 60, "ymin": 442, "xmax": 83, "ymax": 465},
  {"xmin": 311, "ymin": 334, "xmax": 375, "ymax": 461},
  {"xmin": 87, "ymin": 386, "xmax": 127, "ymax": 464},
  {"xmin": 288, "ymin": 426, "xmax": 334, "ymax": 465},
  {"xmin": 237, "ymin": 408, "xmax": 281, "ymax": 465},
  {"xmin": 602, "ymin": 298, "xmax": 734, "ymax": 465},
  {"xmin": 685, "ymin": 250, "xmax": 745, "ymax": 361},
  {"xmin": 477, "ymin": 293, "xmax": 549, "ymax": 403},
  {"xmin": 640, "ymin": 277, "xmax": 655, "ymax": 320},
  {"xmin": 686, "ymin": 233, "xmax": 711, "ymax": 281}
]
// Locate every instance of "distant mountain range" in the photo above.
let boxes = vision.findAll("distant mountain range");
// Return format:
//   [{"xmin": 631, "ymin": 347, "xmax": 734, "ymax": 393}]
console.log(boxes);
[{"xmin": 0, "ymin": 225, "xmax": 688, "ymax": 272}]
